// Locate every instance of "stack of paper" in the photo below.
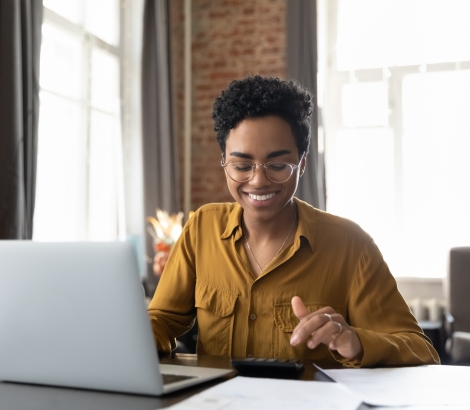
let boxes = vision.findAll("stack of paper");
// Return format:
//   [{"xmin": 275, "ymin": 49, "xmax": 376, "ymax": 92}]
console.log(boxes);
[
  {"xmin": 168, "ymin": 365, "xmax": 470, "ymax": 409},
  {"xmin": 168, "ymin": 376, "xmax": 362, "ymax": 410},
  {"xmin": 324, "ymin": 365, "xmax": 470, "ymax": 407}
]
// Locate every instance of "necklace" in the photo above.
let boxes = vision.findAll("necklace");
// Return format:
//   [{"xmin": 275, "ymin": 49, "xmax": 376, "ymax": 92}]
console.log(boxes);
[{"xmin": 244, "ymin": 209, "xmax": 297, "ymax": 274}]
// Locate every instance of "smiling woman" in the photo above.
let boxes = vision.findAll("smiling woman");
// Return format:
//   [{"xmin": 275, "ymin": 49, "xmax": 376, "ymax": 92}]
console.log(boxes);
[
  {"xmin": 222, "ymin": 116, "xmax": 304, "ymax": 227},
  {"xmin": 220, "ymin": 115, "xmax": 305, "ymax": 273},
  {"xmin": 147, "ymin": 75, "xmax": 439, "ymax": 368}
]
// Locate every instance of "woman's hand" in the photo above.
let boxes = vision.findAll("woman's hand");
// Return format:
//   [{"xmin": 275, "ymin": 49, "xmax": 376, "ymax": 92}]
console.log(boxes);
[{"xmin": 289, "ymin": 296, "xmax": 363, "ymax": 360}]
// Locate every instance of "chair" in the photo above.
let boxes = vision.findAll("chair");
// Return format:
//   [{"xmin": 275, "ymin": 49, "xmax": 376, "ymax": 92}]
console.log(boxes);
[{"xmin": 444, "ymin": 247, "xmax": 470, "ymax": 364}]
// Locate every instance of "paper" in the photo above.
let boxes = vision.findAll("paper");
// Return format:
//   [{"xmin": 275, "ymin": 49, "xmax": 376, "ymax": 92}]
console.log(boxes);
[
  {"xmin": 167, "ymin": 376, "xmax": 362, "ymax": 410},
  {"xmin": 324, "ymin": 365, "xmax": 470, "ymax": 407},
  {"xmin": 374, "ymin": 407, "xmax": 470, "ymax": 410}
]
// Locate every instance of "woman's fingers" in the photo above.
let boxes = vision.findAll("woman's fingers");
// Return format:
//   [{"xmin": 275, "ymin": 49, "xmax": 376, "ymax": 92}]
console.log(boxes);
[
  {"xmin": 290, "ymin": 306, "xmax": 337, "ymax": 346},
  {"xmin": 308, "ymin": 318, "xmax": 362, "ymax": 359},
  {"xmin": 329, "ymin": 326, "xmax": 363, "ymax": 359},
  {"xmin": 307, "ymin": 316, "xmax": 344, "ymax": 346},
  {"xmin": 291, "ymin": 296, "xmax": 312, "ymax": 320},
  {"xmin": 289, "ymin": 298, "xmax": 363, "ymax": 359}
]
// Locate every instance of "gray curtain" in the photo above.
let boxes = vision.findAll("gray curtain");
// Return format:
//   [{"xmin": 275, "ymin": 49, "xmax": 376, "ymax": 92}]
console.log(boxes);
[
  {"xmin": 287, "ymin": 0, "xmax": 326, "ymax": 210},
  {"xmin": 0, "ymin": 0, "xmax": 43, "ymax": 239},
  {"xmin": 142, "ymin": 0, "xmax": 179, "ymax": 281}
]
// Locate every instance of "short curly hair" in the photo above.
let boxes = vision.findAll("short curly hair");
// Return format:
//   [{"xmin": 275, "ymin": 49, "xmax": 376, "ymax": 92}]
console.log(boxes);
[{"xmin": 212, "ymin": 75, "xmax": 313, "ymax": 158}]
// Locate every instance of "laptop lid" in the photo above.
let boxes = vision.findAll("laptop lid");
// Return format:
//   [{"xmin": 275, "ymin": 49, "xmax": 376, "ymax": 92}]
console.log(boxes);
[{"xmin": 0, "ymin": 241, "xmax": 231, "ymax": 396}]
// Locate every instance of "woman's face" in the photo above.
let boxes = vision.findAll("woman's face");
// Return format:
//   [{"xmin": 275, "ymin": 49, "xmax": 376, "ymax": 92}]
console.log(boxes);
[{"xmin": 223, "ymin": 115, "xmax": 306, "ymax": 223}]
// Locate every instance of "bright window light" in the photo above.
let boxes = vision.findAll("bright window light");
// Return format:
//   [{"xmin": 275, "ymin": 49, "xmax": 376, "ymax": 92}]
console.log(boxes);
[
  {"xmin": 337, "ymin": 0, "xmax": 470, "ymax": 71},
  {"xmin": 34, "ymin": 92, "xmax": 86, "ymax": 241},
  {"xmin": 400, "ymin": 70, "xmax": 470, "ymax": 277},
  {"xmin": 40, "ymin": 24, "xmax": 83, "ymax": 100},
  {"xmin": 43, "ymin": 0, "xmax": 83, "ymax": 24},
  {"xmin": 88, "ymin": 111, "xmax": 121, "ymax": 241},
  {"xmin": 84, "ymin": 0, "xmax": 120, "ymax": 46},
  {"xmin": 328, "ymin": 129, "xmax": 396, "ymax": 265},
  {"xmin": 91, "ymin": 48, "xmax": 120, "ymax": 114},
  {"xmin": 34, "ymin": 4, "xmax": 123, "ymax": 242},
  {"xmin": 342, "ymin": 82, "xmax": 389, "ymax": 127},
  {"xmin": 325, "ymin": 0, "xmax": 470, "ymax": 277}
]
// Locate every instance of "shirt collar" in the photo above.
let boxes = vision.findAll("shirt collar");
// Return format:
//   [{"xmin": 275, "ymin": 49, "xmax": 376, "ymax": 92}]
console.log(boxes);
[
  {"xmin": 221, "ymin": 202, "xmax": 244, "ymax": 240},
  {"xmin": 294, "ymin": 197, "xmax": 316, "ymax": 253},
  {"xmin": 220, "ymin": 197, "xmax": 317, "ymax": 252}
]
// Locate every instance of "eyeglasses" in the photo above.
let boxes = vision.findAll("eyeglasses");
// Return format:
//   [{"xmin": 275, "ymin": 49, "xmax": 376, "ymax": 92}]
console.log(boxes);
[{"xmin": 221, "ymin": 154, "xmax": 304, "ymax": 183}]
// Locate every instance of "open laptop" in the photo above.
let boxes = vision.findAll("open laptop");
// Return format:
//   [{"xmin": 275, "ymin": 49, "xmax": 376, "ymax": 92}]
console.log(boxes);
[{"xmin": 0, "ymin": 241, "xmax": 233, "ymax": 396}]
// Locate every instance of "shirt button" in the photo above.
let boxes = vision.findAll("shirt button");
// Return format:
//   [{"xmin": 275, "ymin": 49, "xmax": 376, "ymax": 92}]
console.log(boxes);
[
  {"xmin": 247, "ymin": 353, "xmax": 254, "ymax": 358},
  {"xmin": 250, "ymin": 313, "xmax": 257, "ymax": 320}
]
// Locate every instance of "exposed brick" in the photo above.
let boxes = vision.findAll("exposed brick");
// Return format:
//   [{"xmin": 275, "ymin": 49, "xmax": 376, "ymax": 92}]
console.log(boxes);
[{"xmin": 171, "ymin": 0, "xmax": 287, "ymax": 211}]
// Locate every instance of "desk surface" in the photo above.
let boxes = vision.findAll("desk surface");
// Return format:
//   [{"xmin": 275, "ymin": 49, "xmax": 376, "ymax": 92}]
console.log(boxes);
[{"xmin": 0, "ymin": 354, "xmax": 338, "ymax": 410}]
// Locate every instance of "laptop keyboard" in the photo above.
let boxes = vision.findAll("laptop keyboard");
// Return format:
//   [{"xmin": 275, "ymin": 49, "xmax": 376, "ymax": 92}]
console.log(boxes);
[{"xmin": 162, "ymin": 373, "xmax": 197, "ymax": 385}]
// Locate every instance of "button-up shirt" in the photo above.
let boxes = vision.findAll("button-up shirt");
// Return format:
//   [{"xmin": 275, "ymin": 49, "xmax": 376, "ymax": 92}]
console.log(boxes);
[{"xmin": 147, "ymin": 198, "xmax": 439, "ymax": 367}]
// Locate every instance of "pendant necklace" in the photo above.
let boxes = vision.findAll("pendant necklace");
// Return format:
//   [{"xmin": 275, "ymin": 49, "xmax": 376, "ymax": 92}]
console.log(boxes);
[{"xmin": 244, "ymin": 209, "xmax": 297, "ymax": 274}]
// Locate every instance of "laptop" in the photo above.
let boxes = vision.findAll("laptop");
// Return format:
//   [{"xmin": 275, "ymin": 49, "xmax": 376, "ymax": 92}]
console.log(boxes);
[{"xmin": 0, "ymin": 241, "xmax": 233, "ymax": 396}]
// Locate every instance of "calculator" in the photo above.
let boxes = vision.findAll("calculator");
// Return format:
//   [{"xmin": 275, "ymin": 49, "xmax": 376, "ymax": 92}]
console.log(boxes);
[{"xmin": 231, "ymin": 357, "xmax": 304, "ymax": 378}]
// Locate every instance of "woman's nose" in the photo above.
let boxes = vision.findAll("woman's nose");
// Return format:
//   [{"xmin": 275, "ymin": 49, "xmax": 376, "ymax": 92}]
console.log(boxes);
[{"xmin": 249, "ymin": 164, "xmax": 271, "ymax": 186}]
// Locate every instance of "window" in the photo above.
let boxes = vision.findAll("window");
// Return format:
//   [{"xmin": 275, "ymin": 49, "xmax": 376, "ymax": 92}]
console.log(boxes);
[
  {"xmin": 34, "ymin": 0, "xmax": 125, "ymax": 241},
  {"xmin": 321, "ymin": 0, "xmax": 470, "ymax": 277}
]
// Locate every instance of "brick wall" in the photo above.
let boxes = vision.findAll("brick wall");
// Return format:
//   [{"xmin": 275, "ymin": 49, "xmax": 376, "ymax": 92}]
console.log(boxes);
[
  {"xmin": 171, "ymin": 0, "xmax": 287, "ymax": 212},
  {"xmin": 169, "ymin": 0, "xmax": 185, "ymax": 213}
]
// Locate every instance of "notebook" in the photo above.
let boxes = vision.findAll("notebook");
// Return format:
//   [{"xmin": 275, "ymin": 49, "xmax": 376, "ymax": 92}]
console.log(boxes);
[{"xmin": 0, "ymin": 241, "xmax": 233, "ymax": 396}]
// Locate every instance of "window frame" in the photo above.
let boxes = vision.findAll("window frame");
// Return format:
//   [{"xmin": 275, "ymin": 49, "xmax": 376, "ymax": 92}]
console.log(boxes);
[
  {"xmin": 321, "ymin": 0, "xmax": 470, "ymax": 278},
  {"xmin": 38, "ymin": 3, "xmax": 126, "ymax": 241}
]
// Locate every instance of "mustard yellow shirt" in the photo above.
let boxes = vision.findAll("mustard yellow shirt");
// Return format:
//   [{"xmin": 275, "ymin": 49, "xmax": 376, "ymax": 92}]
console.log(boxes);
[{"xmin": 148, "ymin": 198, "xmax": 439, "ymax": 367}]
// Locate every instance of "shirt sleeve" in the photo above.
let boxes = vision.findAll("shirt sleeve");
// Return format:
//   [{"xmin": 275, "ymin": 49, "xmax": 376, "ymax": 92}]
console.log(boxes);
[
  {"xmin": 332, "ymin": 239, "xmax": 440, "ymax": 368},
  {"xmin": 147, "ymin": 222, "xmax": 197, "ymax": 353}
]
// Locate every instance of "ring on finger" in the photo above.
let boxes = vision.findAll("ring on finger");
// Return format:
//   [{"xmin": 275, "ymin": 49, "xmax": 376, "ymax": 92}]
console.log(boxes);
[
  {"xmin": 324, "ymin": 313, "xmax": 332, "ymax": 322},
  {"xmin": 334, "ymin": 322, "xmax": 342, "ymax": 335}
]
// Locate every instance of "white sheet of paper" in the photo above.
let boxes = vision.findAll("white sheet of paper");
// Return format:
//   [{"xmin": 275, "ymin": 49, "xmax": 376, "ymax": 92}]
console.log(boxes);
[
  {"xmin": 324, "ymin": 365, "xmax": 470, "ymax": 407},
  {"xmin": 167, "ymin": 376, "xmax": 362, "ymax": 410},
  {"xmin": 373, "ymin": 407, "xmax": 470, "ymax": 410}
]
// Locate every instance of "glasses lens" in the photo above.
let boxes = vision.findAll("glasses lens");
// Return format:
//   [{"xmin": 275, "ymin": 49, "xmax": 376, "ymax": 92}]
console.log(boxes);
[
  {"xmin": 266, "ymin": 162, "xmax": 294, "ymax": 183},
  {"xmin": 224, "ymin": 161, "xmax": 296, "ymax": 183},
  {"xmin": 226, "ymin": 162, "xmax": 253, "ymax": 182}
]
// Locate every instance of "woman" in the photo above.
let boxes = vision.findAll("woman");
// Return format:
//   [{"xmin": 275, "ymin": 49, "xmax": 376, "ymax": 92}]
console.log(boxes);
[{"xmin": 148, "ymin": 75, "xmax": 439, "ymax": 367}]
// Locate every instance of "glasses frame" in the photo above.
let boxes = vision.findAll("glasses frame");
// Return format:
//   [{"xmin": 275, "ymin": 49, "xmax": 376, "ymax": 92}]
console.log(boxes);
[{"xmin": 221, "ymin": 154, "xmax": 305, "ymax": 183}]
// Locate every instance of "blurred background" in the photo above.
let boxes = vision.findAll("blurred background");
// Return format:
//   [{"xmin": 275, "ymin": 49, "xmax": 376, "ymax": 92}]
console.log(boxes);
[{"xmin": 2, "ymin": 0, "xmax": 470, "ymax": 305}]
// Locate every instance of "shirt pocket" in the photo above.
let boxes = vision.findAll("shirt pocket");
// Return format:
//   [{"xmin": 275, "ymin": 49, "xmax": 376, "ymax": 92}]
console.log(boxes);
[
  {"xmin": 273, "ymin": 302, "xmax": 342, "ymax": 360},
  {"xmin": 195, "ymin": 279, "xmax": 238, "ymax": 356}
]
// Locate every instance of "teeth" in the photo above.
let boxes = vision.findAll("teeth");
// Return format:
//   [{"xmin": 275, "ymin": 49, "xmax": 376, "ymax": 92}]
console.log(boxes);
[{"xmin": 248, "ymin": 193, "xmax": 275, "ymax": 201}]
